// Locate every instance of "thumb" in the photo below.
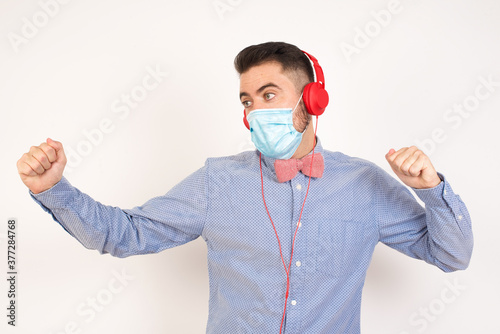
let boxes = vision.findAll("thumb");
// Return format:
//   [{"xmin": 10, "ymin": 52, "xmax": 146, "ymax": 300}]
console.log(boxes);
[
  {"xmin": 47, "ymin": 137, "xmax": 62, "ymax": 151},
  {"xmin": 385, "ymin": 148, "xmax": 396, "ymax": 161}
]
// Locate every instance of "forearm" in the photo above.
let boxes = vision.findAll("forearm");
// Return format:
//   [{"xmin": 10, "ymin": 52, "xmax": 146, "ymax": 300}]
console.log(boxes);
[
  {"xmin": 31, "ymin": 177, "xmax": 201, "ymax": 257},
  {"xmin": 31, "ymin": 177, "xmax": 142, "ymax": 256},
  {"xmin": 31, "ymin": 166, "xmax": 208, "ymax": 257}
]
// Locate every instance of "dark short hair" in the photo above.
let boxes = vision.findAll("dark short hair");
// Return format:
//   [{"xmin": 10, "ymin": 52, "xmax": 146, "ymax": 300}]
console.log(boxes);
[{"xmin": 234, "ymin": 42, "xmax": 315, "ymax": 91}]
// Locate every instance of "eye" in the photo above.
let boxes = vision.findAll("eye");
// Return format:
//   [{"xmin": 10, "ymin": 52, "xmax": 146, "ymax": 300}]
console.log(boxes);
[
  {"xmin": 242, "ymin": 100, "xmax": 252, "ymax": 108},
  {"xmin": 265, "ymin": 92, "xmax": 275, "ymax": 100}
]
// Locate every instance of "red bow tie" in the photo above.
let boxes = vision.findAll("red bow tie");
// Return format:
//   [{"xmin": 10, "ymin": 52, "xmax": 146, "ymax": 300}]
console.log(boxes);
[{"xmin": 274, "ymin": 153, "xmax": 324, "ymax": 183}]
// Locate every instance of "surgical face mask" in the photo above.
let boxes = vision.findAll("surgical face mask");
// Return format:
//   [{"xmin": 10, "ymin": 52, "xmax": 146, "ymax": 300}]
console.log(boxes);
[{"xmin": 246, "ymin": 95, "xmax": 304, "ymax": 160}]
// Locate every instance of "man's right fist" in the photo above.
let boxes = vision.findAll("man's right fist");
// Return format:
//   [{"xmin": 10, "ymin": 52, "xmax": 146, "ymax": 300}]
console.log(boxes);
[{"xmin": 17, "ymin": 138, "xmax": 67, "ymax": 194}]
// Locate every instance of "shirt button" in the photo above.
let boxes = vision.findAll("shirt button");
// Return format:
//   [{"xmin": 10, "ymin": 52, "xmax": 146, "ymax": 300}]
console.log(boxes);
[
  {"xmin": 296, "ymin": 261, "xmax": 302, "ymax": 267},
  {"xmin": 444, "ymin": 189, "xmax": 447, "ymax": 195},
  {"xmin": 296, "ymin": 184, "xmax": 302, "ymax": 191},
  {"xmin": 297, "ymin": 221, "xmax": 302, "ymax": 228},
  {"xmin": 291, "ymin": 300, "xmax": 297, "ymax": 306},
  {"xmin": 458, "ymin": 215, "xmax": 463, "ymax": 220}
]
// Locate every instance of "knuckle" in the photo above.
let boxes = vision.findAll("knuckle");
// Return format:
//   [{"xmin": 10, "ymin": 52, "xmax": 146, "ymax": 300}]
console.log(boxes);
[
  {"xmin": 41, "ymin": 142, "xmax": 52, "ymax": 151},
  {"xmin": 45, "ymin": 148, "xmax": 57, "ymax": 161},
  {"xmin": 34, "ymin": 164, "xmax": 44, "ymax": 173},
  {"xmin": 39, "ymin": 143, "xmax": 48, "ymax": 153},
  {"xmin": 22, "ymin": 153, "xmax": 32, "ymax": 163}
]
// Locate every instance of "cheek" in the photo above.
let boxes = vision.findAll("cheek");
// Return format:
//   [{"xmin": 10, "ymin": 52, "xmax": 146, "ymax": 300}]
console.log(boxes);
[{"xmin": 292, "ymin": 104, "xmax": 309, "ymax": 132}]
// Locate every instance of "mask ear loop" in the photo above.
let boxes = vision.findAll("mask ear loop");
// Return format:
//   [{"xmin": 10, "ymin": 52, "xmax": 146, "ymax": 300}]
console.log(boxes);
[
  {"xmin": 292, "ymin": 92, "xmax": 309, "ymax": 134},
  {"xmin": 292, "ymin": 92, "xmax": 304, "ymax": 114}
]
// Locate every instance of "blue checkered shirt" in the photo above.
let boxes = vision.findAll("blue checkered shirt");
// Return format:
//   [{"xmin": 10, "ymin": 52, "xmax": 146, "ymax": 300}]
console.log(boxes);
[{"xmin": 31, "ymin": 139, "xmax": 473, "ymax": 333}]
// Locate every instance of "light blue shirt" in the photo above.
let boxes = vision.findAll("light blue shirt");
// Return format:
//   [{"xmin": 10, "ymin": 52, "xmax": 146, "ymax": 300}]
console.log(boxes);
[{"xmin": 31, "ymin": 139, "xmax": 473, "ymax": 333}]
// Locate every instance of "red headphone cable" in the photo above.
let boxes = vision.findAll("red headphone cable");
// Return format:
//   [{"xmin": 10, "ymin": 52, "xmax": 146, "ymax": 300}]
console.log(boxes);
[{"xmin": 258, "ymin": 115, "xmax": 319, "ymax": 334}]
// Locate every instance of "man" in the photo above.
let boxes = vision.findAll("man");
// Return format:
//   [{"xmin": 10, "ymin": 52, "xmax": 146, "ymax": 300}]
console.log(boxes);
[{"xmin": 17, "ymin": 42, "xmax": 473, "ymax": 333}]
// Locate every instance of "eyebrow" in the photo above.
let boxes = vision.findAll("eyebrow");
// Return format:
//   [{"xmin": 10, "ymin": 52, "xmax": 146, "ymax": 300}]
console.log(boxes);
[{"xmin": 239, "ymin": 83, "xmax": 282, "ymax": 100}]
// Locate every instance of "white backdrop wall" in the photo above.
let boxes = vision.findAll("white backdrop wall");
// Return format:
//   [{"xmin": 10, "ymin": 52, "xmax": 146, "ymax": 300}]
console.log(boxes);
[{"xmin": 1, "ymin": 0, "xmax": 498, "ymax": 333}]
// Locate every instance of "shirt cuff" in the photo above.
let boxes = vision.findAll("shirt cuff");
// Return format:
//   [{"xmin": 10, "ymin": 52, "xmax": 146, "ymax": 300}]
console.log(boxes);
[
  {"xmin": 412, "ymin": 172, "xmax": 459, "ymax": 209},
  {"xmin": 30, "ymin": 176, "xmax": 77, "ymax": 213}
]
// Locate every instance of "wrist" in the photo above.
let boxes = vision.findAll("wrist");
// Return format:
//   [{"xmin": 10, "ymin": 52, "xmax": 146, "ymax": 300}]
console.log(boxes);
[{"xmin": 418, "ymin": 173, "xmax": 442, "ymax": 189}]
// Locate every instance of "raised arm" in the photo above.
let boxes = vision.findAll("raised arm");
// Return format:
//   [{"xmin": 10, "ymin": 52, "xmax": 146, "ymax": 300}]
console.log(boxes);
[
  {"xmin": 17, "ymin": 139, "xmax": 208, "ymax": 257},
  {"xmin": 378, "ymin": 146, "xmax": 473, "ymax": 271}
]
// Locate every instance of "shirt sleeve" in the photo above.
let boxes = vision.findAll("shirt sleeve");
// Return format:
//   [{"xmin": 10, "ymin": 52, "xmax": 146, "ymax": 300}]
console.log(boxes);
[
  {"xmin": 30, "ymin": 165, "xmax": 208, "ymax": 258},
  {"xmin": 376, "ymin": 169, "xmax": 473, "ymax": 272}
]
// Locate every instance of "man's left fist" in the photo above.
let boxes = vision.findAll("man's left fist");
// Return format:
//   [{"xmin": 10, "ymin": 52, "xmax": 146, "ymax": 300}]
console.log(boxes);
[{"xmin": 385, "ymin": 146, "xmax": 441, "ymax": 189}]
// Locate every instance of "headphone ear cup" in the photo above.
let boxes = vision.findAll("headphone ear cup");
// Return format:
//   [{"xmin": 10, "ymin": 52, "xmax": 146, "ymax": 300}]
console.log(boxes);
[
  {"xmin": 303, "ymin": 82, "xmax": 329, "ymax": 116},
  {"xmin": 243, "ymin": 109, "xmax": 250, "ymax": 130}
]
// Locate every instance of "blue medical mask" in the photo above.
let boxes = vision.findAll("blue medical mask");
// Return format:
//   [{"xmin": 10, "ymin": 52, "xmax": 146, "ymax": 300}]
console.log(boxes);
[{"xmin": 246, "ymin": 95, "xmax": 304, "ymax": 160}]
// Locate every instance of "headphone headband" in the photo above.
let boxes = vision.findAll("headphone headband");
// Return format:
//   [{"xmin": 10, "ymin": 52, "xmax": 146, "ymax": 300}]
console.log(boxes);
[{"xmin": 301, "ymin": 50, "xmax": 326, "ymax": 88}]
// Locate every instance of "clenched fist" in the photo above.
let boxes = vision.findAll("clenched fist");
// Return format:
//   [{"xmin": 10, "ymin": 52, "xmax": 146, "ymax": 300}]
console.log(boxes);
[
  {"xmin": 385, "ymin": 146, "xmax": 441, "ymax": 189},
  {"xmin": 17, "ymin": 138, "xmax": 67, "ymax": 194}
]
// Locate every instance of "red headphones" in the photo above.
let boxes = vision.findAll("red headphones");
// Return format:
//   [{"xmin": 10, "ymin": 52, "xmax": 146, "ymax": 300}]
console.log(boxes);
[{"xmin": 243, "ymin": 50, "xmax": 329, "ymax": 130}]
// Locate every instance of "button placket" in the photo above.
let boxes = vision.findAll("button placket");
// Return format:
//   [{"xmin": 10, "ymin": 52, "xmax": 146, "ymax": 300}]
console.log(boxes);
[{"xmin": 287, "ymin": 175, "xmax": 308, "ymax": 331}]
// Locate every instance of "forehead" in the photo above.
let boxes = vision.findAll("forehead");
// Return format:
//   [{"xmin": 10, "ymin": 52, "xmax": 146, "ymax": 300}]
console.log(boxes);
[{"xmin": 239, "ymin": 62, "xmax": 295, "ymax": 92}]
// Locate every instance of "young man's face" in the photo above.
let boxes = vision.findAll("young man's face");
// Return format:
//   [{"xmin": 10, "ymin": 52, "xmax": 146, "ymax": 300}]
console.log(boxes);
[{"xmin": 239, "ymin": 61, "xmax": 309, "ymax": 132}]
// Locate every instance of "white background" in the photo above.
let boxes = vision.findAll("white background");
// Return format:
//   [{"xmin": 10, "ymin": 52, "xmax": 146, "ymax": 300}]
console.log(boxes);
[{"xmin": 1, "ymin": 0, "xmax": 499, "ymax": 333}]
